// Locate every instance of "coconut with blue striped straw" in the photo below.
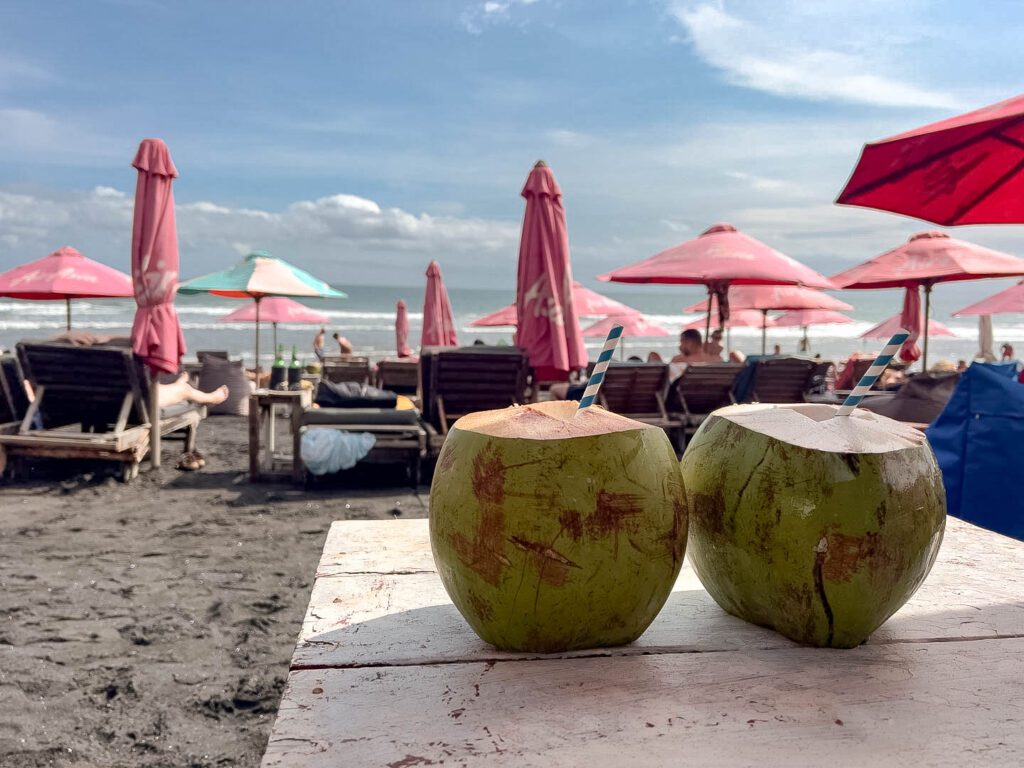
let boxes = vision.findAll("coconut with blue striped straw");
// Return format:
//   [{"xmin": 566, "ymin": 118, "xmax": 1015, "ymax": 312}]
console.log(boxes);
[
  {"xmin": 834, "ymin": 329, "xmax": 910, "ymax": 417},
  {"xmin": 577, "ymin": 324, "xmax": 624, "ymax": 412}
]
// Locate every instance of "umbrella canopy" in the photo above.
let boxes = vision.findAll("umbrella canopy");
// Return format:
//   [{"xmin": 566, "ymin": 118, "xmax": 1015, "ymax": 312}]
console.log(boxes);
[
  {"xmin": 178, "ymin": 251, "xmax": 346, "ymax": 299},
  {"xmin": 684, "ymin": 285, "xmax": 850, "ymax": 354},
  {"xmin": 220, "ymin": 296, "xmax": 328, "ymax": 354},
  {"xmin": 179, "ymin": 251, "xmax": 345, "ymax": 371},
  {"xmin": 600, "ymin": 223, "xmax": 835, "ymax": 340},
  {"xmin": 773, "ymin": 309, "xmax": 855, "ymax": 327},
  {"xmin": 683, "ymin": 285, "xmax": 852, "ymax": 313},
  {"xmin": 421, "ymin": 260, "xmax": 458, "ymax": 348},
  {"xmin": 514, "ymin": 161, "xmax": 587, "ymax": 378},
  {"xmin": 836, "ymin": 94, "xmax": 1024, "ymax": 225},
  {"xmin": 685, "ymin": 309, "xmax": 775, "ymax": 330},
  {"xmin": 861, "ymin": 313, "xmax": 955, "ymax": 340},
  {"xmin": 0, "ymin": 246, "xmax": 133, "ymax": 329},
  {"xmin": 830, "ymin": 231, "xmax": 1024, "ymax": 289},
  {"xmin": 582, "ymin": 313, "xmax": 670, "ymax": 338},
  {"xmin": 219, "ymin": 296, "xmax": 328, "ymax": 325},
  {"xmin": 954, "ymin": 280, "xmax": 1024, "ymax": 316},
  {"xmin": 471, "ymin": 282, "xmax": 638, "ymax": 327},
  {"xmin": 395, "ymin": 300, "xmax": 412, "ymax": 358}
]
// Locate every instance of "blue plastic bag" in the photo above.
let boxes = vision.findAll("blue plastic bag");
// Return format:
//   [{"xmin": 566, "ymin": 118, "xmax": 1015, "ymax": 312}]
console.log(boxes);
[{"xmin": 300, "ymin": 429, "xmax": 376, "ymax": 475}]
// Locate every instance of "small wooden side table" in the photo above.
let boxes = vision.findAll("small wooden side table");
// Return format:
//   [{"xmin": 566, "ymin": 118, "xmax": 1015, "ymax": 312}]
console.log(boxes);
[{"xmin": 248, "ymin": 389, "xmax": 312, "ymax": 481}]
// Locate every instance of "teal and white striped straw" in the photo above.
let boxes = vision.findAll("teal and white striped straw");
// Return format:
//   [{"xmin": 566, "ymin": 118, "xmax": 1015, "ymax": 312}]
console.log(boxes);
[
  {"xmin": 577, "ymin": 324, "xmax": 624, "ymax": 412},
  {"xmin": 834, "ymin": 329, "xmax": 910, "ymax": 417}
]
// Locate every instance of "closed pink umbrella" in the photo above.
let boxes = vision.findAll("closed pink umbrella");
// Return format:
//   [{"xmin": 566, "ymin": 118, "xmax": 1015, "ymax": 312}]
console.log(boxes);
[
  {"xmin": 0, "ymin": 246, "xmax": 133, "ymax": 329},
  {"xmin": 472, "ymin": 282, "xmax": 638, "ymax": 328},
  {"xmin": 897, "ymin": 288, "xmax": 924, "ymax": 363},
  {"xmin": 861, "ymin": 313, "xmax": 955, "ymax": 340},
  {"xmin": 396, "ymin": 300, "xmax": 412, "ymax": 357},
  {"xmin": 219, "ymin": 296, "xmax": 329, "ymax": 352},
  {"xmin": 130, "ymin": 139, "xmax": 185, "ymax": 375},
  {"xmin": 514, "ymin": 161, "xmax": 587, "ymax": 381},
  {"xmin": 421, "ymin": 260, "xmax": 458, "ymax": 348}
]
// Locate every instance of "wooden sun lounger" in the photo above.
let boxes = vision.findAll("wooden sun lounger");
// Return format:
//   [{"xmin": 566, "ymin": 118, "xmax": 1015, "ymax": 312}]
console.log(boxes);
[
  {"xmin": 597, "ymin": 363, "xmax": 681, "ymax": 436},
  {"xmin": 321, "ymin": 356, "xmax": 371, "ymax": 385},
  {"xmin": 673, "ymin": 362, "xmax": 741, "ymax": 438},
  {"xmin": 425, "ymin": 349, "xmax": 529, "ymax": 439},
  {"xmin": 0, "ymin": 342, "xmax": 204, "ymax": 481},
  {"xmin": 375, "ymin": 359, "xmax": 420, "ymax": 397},
  {"xmin": 748, "ymin": 357, "xmax": 817, "ymax": 403}
]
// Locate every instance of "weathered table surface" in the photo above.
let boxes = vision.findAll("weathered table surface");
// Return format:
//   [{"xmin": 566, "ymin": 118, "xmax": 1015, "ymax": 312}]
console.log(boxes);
[{"xmin": 263, "ymin": 517, "xmax": 1024, "ymax": 767}]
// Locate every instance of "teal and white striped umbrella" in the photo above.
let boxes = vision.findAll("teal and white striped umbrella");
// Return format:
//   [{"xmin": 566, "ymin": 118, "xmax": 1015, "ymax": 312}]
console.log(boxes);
[{"xmin": 179, "ymin": 251, "xmax": 346, "ymax": 372}]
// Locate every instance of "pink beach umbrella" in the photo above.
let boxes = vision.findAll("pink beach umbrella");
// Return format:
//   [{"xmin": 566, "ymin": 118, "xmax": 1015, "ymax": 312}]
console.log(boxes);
[
  {"xmin": 583, "ymin": 313, "xmax": 669, "ymax": 359},
  {"xmin": 0, "ymin": 246, "xmax": 133, "ymax": 329},
  {"xmin": 685, "ymin": 309, "xmax": 776, "ymax": 331},
  {"xmin": 861, "ymin": 313, "xmax": 955, "ymax": 341},
  {"xmin": 472, "ymin": 282, "xmax": 638, "ymax": 328},
  {"xmin": 514, "ymin": 161, "xmax": 587, "ymax": 381},
  {"xmin": 395, "ymin": 299, "xmax": 412, "ymax": 358},
  {"xmin": 774, "ymin": 309, "xmax": 855, "ymax": 353},
  {"xmin": 600, "ymin": 223, "xmax": 835, "ymax": 343},
  {"xmin": 220, "ymin": 296, "xmax": 328, "ymax": 352},
  {"xmin": 954, "ymin": 280, "xmax": 1024, "ymax": 316},
  {"xmin": 421, "ymin": 261, "xmax": 458, "ymax": 348}
]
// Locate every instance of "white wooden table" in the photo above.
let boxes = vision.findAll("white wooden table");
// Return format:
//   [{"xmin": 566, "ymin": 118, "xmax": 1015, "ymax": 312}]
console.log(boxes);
[{"xmin": 262, "ymin": 517, "xmax": 1024, "ymax": 767}]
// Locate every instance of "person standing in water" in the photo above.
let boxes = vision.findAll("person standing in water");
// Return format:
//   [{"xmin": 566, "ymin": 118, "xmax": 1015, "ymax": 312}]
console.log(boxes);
[
  {"xmin": 332, "ymin": 332, "xmax": 354, "ymax": 355},
  {"xmin": 313, "ymin": 327, "xmax": 326, "ymax": 363}
]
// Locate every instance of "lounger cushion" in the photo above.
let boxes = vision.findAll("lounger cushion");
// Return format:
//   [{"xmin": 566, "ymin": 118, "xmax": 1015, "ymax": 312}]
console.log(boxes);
[
  {"xmin": 197, "ymin": 357, "xmax": 250, "ymax": 416},
  {"xmin": 302, "ymin": 408, "xmax": 422, "ymax": 428},
  {"xmin": 315, "ymin": 380, "xmax": 398, "ymax": 409}
]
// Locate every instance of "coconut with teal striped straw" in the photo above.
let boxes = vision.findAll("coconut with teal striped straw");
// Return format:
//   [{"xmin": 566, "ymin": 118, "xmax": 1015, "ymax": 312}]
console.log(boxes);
[
  {"xmin": 577, "ymin": 324, "xmax": 624, "ymax": 412},
  {"xmin": 834, "ymin": 329, "xmax": 910, "ymax": 417}
]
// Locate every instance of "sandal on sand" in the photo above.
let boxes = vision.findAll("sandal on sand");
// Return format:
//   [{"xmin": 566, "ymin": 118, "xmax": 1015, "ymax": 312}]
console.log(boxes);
[
  {"xmin": 176, "ymin": 452, "xmax": 201, "ymax": 471},
  {"xmin": 193, "ymin": 451, "xmax": 206, "ymax": 469}
]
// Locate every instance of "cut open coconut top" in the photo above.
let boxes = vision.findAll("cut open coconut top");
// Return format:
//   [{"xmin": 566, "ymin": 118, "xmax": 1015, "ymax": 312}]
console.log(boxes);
[
  {"xmin": 455, "ymin": 399, "xmax": 648, "ymax": 440},
  {"xmin": 712, "ymin": 403, "xmax": 927, "ymax": 454}
]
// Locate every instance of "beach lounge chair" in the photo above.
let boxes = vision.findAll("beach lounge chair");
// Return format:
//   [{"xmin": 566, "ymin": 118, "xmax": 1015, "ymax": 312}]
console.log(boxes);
[
  {"xmin": 748, "ymin": 357, "xmax": 817, "ymax": 403},
  {"xmin": 322, "ymin": 356, "xmax": 372, "ymax": 385},
  {"xmin": 596, "ymin": 363, "xmax": 680, "ymax": 436},
  {"xmin": 0, "ymin": 342, "xmax": 205, "ymax": 481},
  {"xmin": 375, "ymin": 359, "xmax": 420, "ymax": 397},
  {"xmin": 672, "ymin": 362, "xmax": 741, "ymax": 438},
  {"xmin": 0, "ymin": 354, "xmax": 29, "ymax": 428},
  {"xmin": 420, "ymin": 347, "xmax": 529, "ymax": 440},
  {"xmin": 859, "ymin": 372, "xmax": 961, "ymax": 426}
]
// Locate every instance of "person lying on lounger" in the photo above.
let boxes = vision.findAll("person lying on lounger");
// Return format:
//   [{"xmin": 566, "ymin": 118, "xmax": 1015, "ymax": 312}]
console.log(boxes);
[{"xmin": 50, "ymin": 331, "xmax": 229, "ymax": 408}]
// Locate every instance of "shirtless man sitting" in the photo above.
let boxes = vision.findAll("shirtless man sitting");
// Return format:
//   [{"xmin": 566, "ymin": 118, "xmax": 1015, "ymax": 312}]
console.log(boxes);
[{"xmin": 670, "ymin": 329, "xmax": 718, "ymax": 380}]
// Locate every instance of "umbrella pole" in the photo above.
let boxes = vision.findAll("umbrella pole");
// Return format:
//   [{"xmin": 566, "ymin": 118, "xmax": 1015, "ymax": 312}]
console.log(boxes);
[
  {"xmin": 273, "ymin": 322, "xmax": 278, "ymax": 353},
  {"xmin": 761, "ymin": 310, "xmax": 767, "ymax": 355},
  {"xmin": 704, "ymin": 286, "xmax": 713, "ymax": 347},
  {"xmin": 254, "ymin": 296, "xmax": 262, "ymax": 380},
  {"xmin": 922, "ymin": 284, "xmax": 932, "ymax": 371},
  {"xmin": 66, "ymin": 297, "xmax": 71, "ymax": 331}
]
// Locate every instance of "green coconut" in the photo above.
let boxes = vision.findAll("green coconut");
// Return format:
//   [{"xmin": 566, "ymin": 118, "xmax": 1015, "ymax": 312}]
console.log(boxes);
[
  {"xmin": 681, "ymin": 402, "xmax": 946, "ymax": 649},
  {"xmin": 430, "ymin": 400, "xmax": 687, "ymax": 653}
]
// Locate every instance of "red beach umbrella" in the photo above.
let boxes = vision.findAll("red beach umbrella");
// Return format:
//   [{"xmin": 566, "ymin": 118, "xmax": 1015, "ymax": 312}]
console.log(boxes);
[
  {"xmin": 0, "ymin": 246, "xmax": 133, "ymax": 329},
  {"xmin": 600, "ymin": 223, "xmax": 835, "ymax": 342},
  {"xmin": 954, "ymin": 280, "xmax": 1024, "ymax": 316},
  {"xmin": 395, "ymin": 299, "xmax": 412, "ymax": 358},
  {"xmin": 514, "ymin": 161, "xmax": 587, "ymax": 381},
  {"xmin": 830, "ymin": 231, "xmax": 1024, "ymax": 368},
  {"xmin": 836, "ymin": 94, "xmax": 1024, "ymax": 225},
  {"xmin": 472, "ymin": 282, "xmax": 638, "ymax": 328},
  {"xmin": 774, "ymin": 309, "xmax": 855, "ymax": 353},
  {"xmin": 130, "ymin": 139, "xmax": 186, "ymax": 375},
  {"xmin": 421, "ymin": 260, "xmax": 458, "ymax": 349},
  {"xmin": 861, "ymin": 313, "xmax": 955, "ymax": 341},
  {"xmin": 220, "ymin": 296, "xmax": 328, "ymax": 352}
]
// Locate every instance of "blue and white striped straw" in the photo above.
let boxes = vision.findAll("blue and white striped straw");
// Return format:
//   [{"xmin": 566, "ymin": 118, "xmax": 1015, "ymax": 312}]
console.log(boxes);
[
  {"xmin": 577, "ymin": 324, "xmax": 624, "ymax": 412},
  {"xmin": 834, "ymin": 329, "xmax": 910, "ymax": 417}
]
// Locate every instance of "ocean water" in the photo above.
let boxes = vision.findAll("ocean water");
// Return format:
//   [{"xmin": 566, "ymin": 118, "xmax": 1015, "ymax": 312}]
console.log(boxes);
[{"xmin": 1, "ymin": 281, "xmax": 1021, "ymax": 369}]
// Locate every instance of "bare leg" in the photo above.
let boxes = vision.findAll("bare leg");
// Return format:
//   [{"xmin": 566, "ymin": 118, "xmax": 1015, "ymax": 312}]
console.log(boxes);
[{"xmin": 158, "ymin": 373, "xmax": 229, "ymax": 408}]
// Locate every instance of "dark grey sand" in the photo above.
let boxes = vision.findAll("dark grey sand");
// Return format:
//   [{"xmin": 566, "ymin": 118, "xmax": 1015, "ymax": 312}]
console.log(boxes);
[{"xmin": 0, "ymin": 416, "xmax": 427, "ymax": 767}]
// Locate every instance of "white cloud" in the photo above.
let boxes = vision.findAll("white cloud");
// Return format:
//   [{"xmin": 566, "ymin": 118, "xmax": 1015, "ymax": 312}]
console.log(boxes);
[
  {"xmin": 0, "ymin": 53, "xmax": 52, "ymax": 90},
  {"xmin": 460, "ymin": 0, "xmax": 542, "ymax": 34},
  {"xmin": 670, "ymin": 1, "xmax": 962, "ymax": 109},
  {"xmin": 0, "ymin": 187, "xmax": 521, "ymax": 287}
]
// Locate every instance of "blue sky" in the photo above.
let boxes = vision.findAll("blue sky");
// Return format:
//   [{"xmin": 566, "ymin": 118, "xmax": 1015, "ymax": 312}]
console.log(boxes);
[{"xmin": 2, "ymin": 0, "xmax": 1024, "ymax": 288}]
